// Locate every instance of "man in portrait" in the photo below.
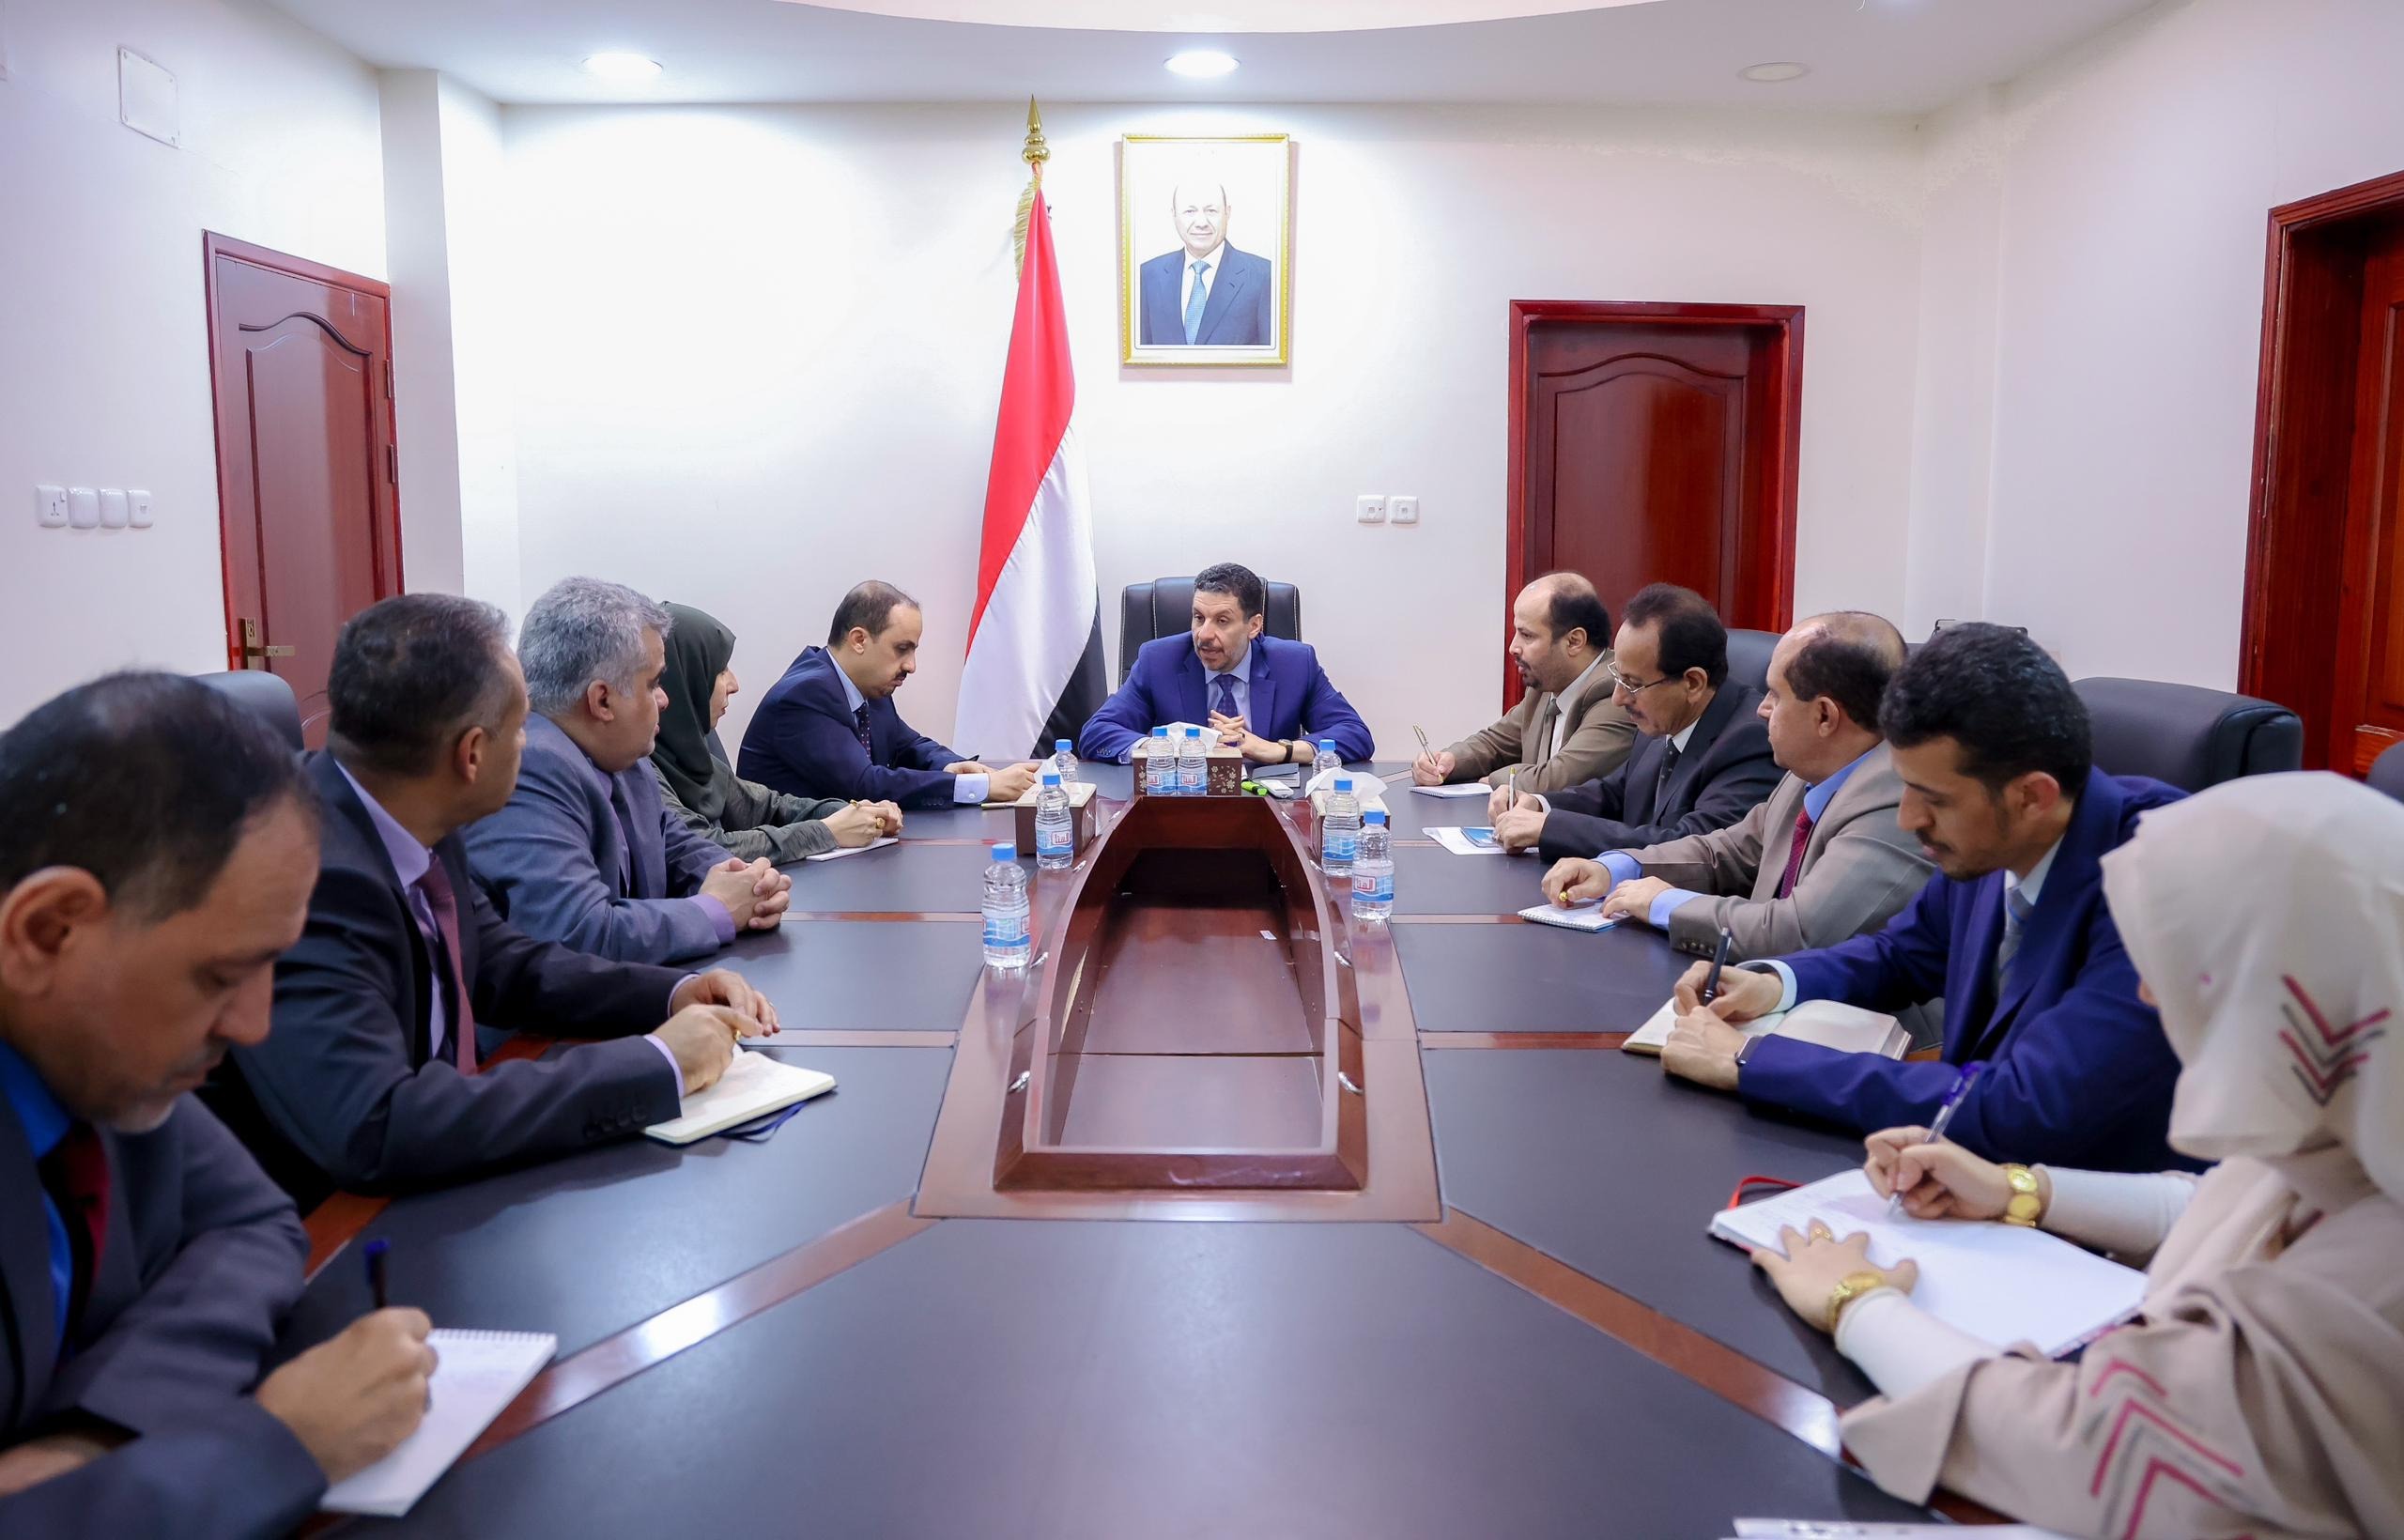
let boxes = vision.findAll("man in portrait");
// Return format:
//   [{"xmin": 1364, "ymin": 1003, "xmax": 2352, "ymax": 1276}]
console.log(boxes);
[{"xmin": 1137, "ymin": 180, "xmax": 1273, "ymax": 346}]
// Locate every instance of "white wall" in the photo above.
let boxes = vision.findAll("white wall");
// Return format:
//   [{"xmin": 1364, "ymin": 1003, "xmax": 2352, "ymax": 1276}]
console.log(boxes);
[
  {"xmin": 1928, "ymin": 0, "xmax": 2404, "ymax": 686},
  {"xmin": 497, "ymin": 102, "xmax": 1926, "ymax": 755},
  {"xmin": 0, "ymin": 0, "xmax": 386, "ymax": 725}
]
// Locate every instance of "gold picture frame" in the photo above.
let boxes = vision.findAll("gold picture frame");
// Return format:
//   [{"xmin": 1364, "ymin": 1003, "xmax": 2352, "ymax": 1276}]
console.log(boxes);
[{"xmin": 1118, "ymin": 133, "xmax": 1293, "ymax": 367}]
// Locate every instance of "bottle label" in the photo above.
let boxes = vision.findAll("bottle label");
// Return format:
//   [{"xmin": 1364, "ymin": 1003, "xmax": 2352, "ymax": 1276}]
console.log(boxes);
[
  {"xmin": 1325, "ymin": 833, "xmax": 1357, "ymax": 864},
  {"xmin": 1352, "ymin": 870, "xmax": 1393, "ymax": 904},
  {"xmin": 984, "ymin": 912, "xmax": 1028, "ymax": 948}
]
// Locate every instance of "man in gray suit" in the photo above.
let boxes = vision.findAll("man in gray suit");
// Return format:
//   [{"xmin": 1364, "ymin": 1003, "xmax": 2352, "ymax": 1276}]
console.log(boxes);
[
  {"xmin": 208, "ymin": 596, "xmax": 778, "ymax": 1210},
  {"xmin": 1540, "ymin": 612, "xmax": 1934, "ymax": 973},
  {"xmin": 1412, "ymin": 572, "xmax": 1637, "ymax": 795},
  {"xmin": 467, "ymin": 578, "xmax": 791, "ymax": 964},
  {"xmin": 1, "ymin": 673, "xmax": 433, "ymax": 1536}
]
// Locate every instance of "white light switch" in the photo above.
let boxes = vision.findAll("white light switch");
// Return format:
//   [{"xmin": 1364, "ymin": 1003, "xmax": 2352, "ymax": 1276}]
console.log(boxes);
[
  {"xmin": 35, "ymin": 485, "xmax": 69, "ymax": 528},
  {"xmin": 67, "ymin": 486, "xmax": 100, "ymax": 529},
  {"xmin": 128, "ymin": 489, "xmax": 154, "ymax": 528},
  {"xmin": 1389, "ymin": 495, "xmax": 1419, "ymax": 525},
  {"xmin": 1355, "ymin": 494, "xmax": 1386, "ymax": 525},
  {"xmin": 99, "ymin": 488, "xmax": 129, "ymax": 529}
]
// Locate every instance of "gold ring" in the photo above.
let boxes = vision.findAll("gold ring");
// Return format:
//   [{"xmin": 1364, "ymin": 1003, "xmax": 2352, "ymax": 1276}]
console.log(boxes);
[{"xmin": 1807, "ymin": 1220, "xmax": 1833, "ymax": 1241}]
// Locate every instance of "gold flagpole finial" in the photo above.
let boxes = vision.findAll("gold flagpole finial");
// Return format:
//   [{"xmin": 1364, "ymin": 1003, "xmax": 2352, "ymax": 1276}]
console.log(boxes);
[{"xmin": 1022, "ymin": 97, "xmax": 1050, "ymax": 173}]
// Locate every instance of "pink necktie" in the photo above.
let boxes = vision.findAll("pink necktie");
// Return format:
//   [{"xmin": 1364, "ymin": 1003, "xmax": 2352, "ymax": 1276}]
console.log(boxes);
[
  {"xmin": 414, "ymin": 858, "xmax": 479, "ymax": 1073},
  {"xmin": 1774, "ymin": 808, "xmax": 1814, "ymax": 900}
]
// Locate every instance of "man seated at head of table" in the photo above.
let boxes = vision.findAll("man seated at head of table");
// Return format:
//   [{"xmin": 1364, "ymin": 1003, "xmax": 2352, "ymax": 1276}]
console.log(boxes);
[
  {"xmin": 1538, "ymin": 610, "xmax": 1933, "ymax": 972},
  {"xmin": 1489, "ymin": 582, "xmax": 1780, "ymax": 863},
  {"xmin": 739, "ymin": 580, "xmax": 1041, "ymax": 810},
  {"xmin": 207, "ymin": 595, "xmax": 775, "ymax": 1211},
  {"xmin": 465, "ymin": 578, "xmax": 791, "ymax": 965},
  {"xmin": 1657, "ymin": 624, "xmax": 2194, "ymax": 1173},
  {"xmin": 1409, "ymin": 571, "xmax": 1637, "ymax": 795},
  {"xmin": 1077, "ymin": 562, "xmax": 1375, "ymax": 769},
  {"xmin": 651, "ymin": 602, "xmax": 902, "ymax": 860},
  {"xmin": 0, "ymin": 673, "xmax": 437, "ymax": 1537}
]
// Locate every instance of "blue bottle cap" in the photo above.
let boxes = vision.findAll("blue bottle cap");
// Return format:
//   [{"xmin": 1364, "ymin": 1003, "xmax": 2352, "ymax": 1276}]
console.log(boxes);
[
  {"xmin": 1334, "ymin": 777, "xmax": 1353, "ymax": 792},
  {"xmin": 1185, "ymin": 725, "xmax": 1202, "ymax": 737},
  {"xmin": 1365, "ymin": 808, "xmax": 1387, "ymax": 824},
  {"xmin": 1055, "ymin": 739, "xmax": 1071, "ymax": 751},
  {"xmin": 992, "ymin": 843, "xmax": 1016, "ymax": 859},
  {"xmin": 1151, "ymin": 725, "xmax": 1169, "ymax": 737},
  {"xmin": 1041, "ymin": 771, "xmax": 1061, "ymax": 786}
]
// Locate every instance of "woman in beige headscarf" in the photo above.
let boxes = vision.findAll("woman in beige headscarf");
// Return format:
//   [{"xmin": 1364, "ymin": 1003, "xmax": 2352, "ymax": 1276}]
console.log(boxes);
[{"xmin": 1751, "ymin": 771, "xmax": 2404, "ymax": 1539}]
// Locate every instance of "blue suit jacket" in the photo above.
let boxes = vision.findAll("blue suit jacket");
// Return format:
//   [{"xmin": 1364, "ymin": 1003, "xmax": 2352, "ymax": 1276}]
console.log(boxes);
[
  {"xmin": 1, "ymin": 1093, "xmax": 325, "ymax": 1538},
  {"xmin": 1138, "ymin": 243, "xmax": 1273, "ymax": 346},
  {"xmin": 737, "ymin": 647, "xmax": 965, "ymax": 810},
  {"xmin": 1738, "ymin": 769, "xmax": 2195, "ymax": 1173},
  {"xmin": 1079, "ymin": 633, "xmax": 1374, "ymax": 765},
  {"xmin": 464, "ymin": 713, "xmax": 734, "ymax": 964}
]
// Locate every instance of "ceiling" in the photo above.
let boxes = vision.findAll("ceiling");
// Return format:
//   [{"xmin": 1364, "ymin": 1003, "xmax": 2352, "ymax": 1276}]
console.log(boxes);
[{"xmin": 264, "ymin": 0, "xmax": 2161, "ymax": 114}]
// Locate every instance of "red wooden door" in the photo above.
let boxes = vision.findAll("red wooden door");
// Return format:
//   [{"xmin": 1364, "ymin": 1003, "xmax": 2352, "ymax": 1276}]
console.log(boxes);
[
  {"xmin": 204, "ymin": 234, "xmax": 401, "ymax": 747},
  {"xmin": 1503, "ymin": 301, "xmax": 1800, "ymax": 708},
  {"xmin": 2329, "ymin": 223, "xmax": 2404, "ymax": 773}
]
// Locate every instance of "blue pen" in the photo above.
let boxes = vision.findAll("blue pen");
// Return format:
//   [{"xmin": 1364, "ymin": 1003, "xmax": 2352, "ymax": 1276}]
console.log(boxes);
[
  {"xmin": 1888, "ymin": 1060, "xmax": 1985, "ymax": 1217},
  {"xmin": 363, "ymin": 1238, "xmax": 391, "ymax": 1310}
]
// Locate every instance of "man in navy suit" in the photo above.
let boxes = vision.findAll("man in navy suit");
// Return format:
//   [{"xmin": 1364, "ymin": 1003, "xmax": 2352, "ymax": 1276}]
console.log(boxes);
[
  {"xmin": 1079, "ymin": 562, "xmax": 1374, "ymax": 767},
  {"xmin": 0, "ymin": 674, "xmax": 434, "ymax": 1537},
  {"xmin": 209, "ymin": 595, "xmax": 775, "ymax": 1211},
  {"xmin": 740, "ymin": 582, "xmax": 1042, "ymax": 811},
  {"xmin": 1658, "ymin": 624, "xmax": 2192, "ymax": 1173},
  {"xmin": 467, "ymin": 578, "xmax": 791, "ymax": 964},
  {"xmin": 1137, "ymin": 182, "xmax": 1274, "ymax": 347}
]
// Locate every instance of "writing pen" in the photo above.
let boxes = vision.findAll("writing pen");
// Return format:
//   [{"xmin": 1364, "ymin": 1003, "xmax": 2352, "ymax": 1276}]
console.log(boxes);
[
  {"xmin": 1411, "ymin": 725, "xmax": 1431, "ymax": 755},
  {"xmin": 1701, "ymin": 926, "xmax": 1734, "ymax": 1004},
  {"xmin": 364, "ymin": 1238, "xmax": 390, "ymax": 1310},
  {"xmin": 1888, "ymin": 1060, "xmax": 1986, "ymax": 1217}
]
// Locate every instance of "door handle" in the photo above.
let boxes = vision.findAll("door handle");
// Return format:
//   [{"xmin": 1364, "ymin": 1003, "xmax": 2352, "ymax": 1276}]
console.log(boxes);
[{"xmin": 238, "ymin": 617, "xmax": 296, "ymax": 669}]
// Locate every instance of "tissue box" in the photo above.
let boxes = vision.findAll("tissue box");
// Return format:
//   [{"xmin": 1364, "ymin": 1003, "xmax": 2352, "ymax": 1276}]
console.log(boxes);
[{"xmin": 1131, "ymin": 740, "xmax": 1245, "ymax": 796}]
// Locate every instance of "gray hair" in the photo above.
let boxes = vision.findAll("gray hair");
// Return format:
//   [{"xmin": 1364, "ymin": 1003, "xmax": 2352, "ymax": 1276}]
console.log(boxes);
[{"xmin": 518, "ymin": 577, "xmax": 671, "ymax": 717}]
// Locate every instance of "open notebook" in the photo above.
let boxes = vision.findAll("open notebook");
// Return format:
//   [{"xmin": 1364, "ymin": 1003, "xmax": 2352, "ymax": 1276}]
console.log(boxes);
[
  {"xmin": 1712, "ymin": 1170, "xmax": 2147, "ymax": 1357},
  {"xmin": 1518, "ymin": 901, "xmax": 1623, "ymax": 933},
  {"xmin": 1622, "ymin": 994, "xmax": 1910, "ymax": 1058},
  {"xmin": 320, "ymin": 1329, "xmax": 556, "ymax": 1517},
  {"xmin": 644, "ymin": 1050, "xmax": 836, "ymax": 1144}
]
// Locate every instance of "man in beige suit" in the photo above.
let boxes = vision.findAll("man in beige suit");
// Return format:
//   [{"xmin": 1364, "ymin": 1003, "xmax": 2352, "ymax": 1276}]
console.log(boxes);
[
  {"xmin": 1540, "ymin": 611, "xmax": 1933, "ymax": 970},
  {"xmin": 1410, "ymin": 573, "xmax": 1635, "ymax": 795}
]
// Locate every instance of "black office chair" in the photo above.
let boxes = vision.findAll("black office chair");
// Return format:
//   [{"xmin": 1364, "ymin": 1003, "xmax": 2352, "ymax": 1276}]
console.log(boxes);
[
  {"xmin": 2367, "ymin": 740, "xmax": 2404, "ymax": 804},
  {"xmin": 1723, "ymin": 629, "xmax": 1779, "ymax": 695},
  {"xmin": 1118, "ymin": 578, "xmax": 1302, "ymax": 685},
  {"xmin": 195, "ymin": 670, "xmax": 304, "ymax": 753},
  {"xmin": 2074, "ymin": 677, "xmax": 2302, "ymax": 793}
]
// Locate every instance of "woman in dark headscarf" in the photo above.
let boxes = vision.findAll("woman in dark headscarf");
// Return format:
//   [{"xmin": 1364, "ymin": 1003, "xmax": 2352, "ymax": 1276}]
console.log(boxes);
[{"xmin": 651, "ymin": 603, "xmax": 901, "ymax": 861}]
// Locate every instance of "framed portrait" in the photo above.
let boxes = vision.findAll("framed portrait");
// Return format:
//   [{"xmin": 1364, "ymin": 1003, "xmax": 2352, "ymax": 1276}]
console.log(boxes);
[{"xmin": 1118, "ymin": 133, "xmax": 1293, "ymax": 367}]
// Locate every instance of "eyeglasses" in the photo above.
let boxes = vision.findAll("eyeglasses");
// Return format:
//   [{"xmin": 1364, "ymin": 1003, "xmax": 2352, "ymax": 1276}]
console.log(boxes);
[{"xmin": 1607, "ymin": 664, "xmax": 1676, "ymax": 695}]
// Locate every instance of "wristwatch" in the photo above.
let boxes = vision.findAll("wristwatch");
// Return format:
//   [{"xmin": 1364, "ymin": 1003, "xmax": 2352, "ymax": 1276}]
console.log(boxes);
[
  {"xmin": 2001, "ymin": 1163, "xmax": 2043, "ymax": 1227},
  {"xmin": 1824, "ymin": 1269, "xmax": 1891, "ymax": 1332}
]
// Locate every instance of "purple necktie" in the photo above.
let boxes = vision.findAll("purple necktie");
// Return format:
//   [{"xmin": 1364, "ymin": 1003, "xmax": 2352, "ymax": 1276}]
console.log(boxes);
[
  {"xmin": 1211, "ymin": 674, "xmax": 1238, "ymax": 720},
  {"xmin": 414, "ymin": 859, "xmax": 478, "ymax": 1072}
]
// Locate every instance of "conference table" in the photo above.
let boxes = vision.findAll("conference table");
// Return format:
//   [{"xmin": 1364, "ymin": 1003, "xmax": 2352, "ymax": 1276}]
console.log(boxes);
[{"xmin": 282, "ymin": 762, "xmax": 1976, "ymax": 1537}]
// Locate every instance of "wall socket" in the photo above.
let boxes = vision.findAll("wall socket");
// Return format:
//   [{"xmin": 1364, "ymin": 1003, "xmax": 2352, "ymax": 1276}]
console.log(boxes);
[
  {"xmin": 1355, "ymin": 494, "xmax": 1387, "ymax": 524},
  {"xmin": 1389, "ymin": 495, "xmax": 1419, "ymax": 525}
]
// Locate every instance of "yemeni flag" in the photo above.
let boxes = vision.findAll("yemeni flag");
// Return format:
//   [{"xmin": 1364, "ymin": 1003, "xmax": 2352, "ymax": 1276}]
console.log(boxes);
[{"xmin": 954, "ymin": 178, "xmax": 1105, "ymax": 762}]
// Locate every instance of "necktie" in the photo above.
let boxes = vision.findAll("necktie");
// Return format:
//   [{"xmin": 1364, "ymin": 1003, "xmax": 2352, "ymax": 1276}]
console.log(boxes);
[
  {"xmin": 1211, "ymin": 673, "xmax": 1239, "ymax": 721},
  {"xmin": 1774, "ymin": 808, "xmax": 1815, "ymax": 900},
  {"xmin": 1531, "ymin": 698, "xmax": 1561, "ymax": 765},
  {"xmin": 415, "ymin": 859, "xmax": 479, "ymax": 1073},
  {"xmin": 1183, "ymin": 260, "xmax": 1212, "ymax": 345},
  {"xmin": 1994, "ymin": 883, "xmax": 2035, "ymax": 999},
  {"xmin": 1651, "ymin": 741, "xmax": 1682, "ymax": 818},
  {"xmin": 39, "ymin": 1123, "xmax": 110, "ymax": 1344},
  {"xmin": 854, "ymin": 703, "xmax": 875, "ymax": 757}
]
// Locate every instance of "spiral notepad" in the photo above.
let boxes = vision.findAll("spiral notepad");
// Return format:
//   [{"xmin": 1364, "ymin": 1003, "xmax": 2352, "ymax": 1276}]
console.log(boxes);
[{"xmin": 320, "ymin": 1329, "xmax": 557, "ymax": 1517}]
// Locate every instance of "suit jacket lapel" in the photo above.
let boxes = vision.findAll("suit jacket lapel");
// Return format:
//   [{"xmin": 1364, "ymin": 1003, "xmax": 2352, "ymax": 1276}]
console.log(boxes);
[
  {"xmin": 1661, "ymin": 686, "xmax": 1744, "ymax": 820},
  {"xmin": 1625, "ymin": 734, "xmax": 1669, "ymax": 824},
  {"xmin": 1979, "ymin": 774, "xmax": 2113, "ymax": 1054},
  {"xmin": 0, "ymin": 1093, "xmax": 62, "ymax": 1426},
  {"xmin": 1247, "ymin": 639, "xmax": 1281, "ymax": 744},
  {"xmin": 311, "ymin": 754, "xmax": 438, "ymax": 1066},
  {"xmin": 1527, "ymin": 694, "xmax": 1562, "ymax": 769},
  {"xmin": 1745, "ymin": 774, "xmax": 1811, "ymax": 901},
  {"xmin": 1949, "ymin": 875, "xmax": 2011, "ymax": 1058},
  {"xmin": 1195, "ymin": 253, "xmax": 1252, "ymax": 344}
]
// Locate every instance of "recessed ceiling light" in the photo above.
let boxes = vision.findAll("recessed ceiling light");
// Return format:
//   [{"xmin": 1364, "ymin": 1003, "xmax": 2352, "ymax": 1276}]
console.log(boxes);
[
  {"xmin": 581, "ymin": 52, "xmax": 663, "ymax": 82},
  {"xmin": 1739, "ymin": 61, "xmax": 1810, "ymax": 84},
  {"xmin": 1165, "ymin": 50, "xmax": 1240, "ymax": 78}
]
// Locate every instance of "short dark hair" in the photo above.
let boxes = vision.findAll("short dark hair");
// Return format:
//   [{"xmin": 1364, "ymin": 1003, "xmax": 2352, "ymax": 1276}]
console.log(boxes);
[
  {"xmin": 0, "ymin": 672, "xmax": 316, "ymax": 921},
  {"xmin": 1783, "ymin": 611, "xmax": 1907, "ymax": 732},
  {"xmin": 1880, "ymin": 624, "xmax": 2092, "ymax": 795},
  {"xmin": 1535, "ymin": 573, "xmax": 1611, "ymax": 652},
  {"xmin": 1622, "ymin": 583, "xmax": 1728, "ymax": 687},
  {"xmin": 829, "ymin": 580, "xmax": 919, "ymax": 645},
  {"xmin": 1194, "ymin": 562, "xmax": 1266, "ymax": 621},
  {"xmin": 329, "ymin": 594, "xmax": 519, "ymax": 777}
]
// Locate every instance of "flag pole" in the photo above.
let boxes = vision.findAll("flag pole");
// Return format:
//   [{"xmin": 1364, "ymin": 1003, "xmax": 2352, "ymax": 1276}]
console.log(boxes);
[{"xmin": 1013, "ymin": 98, "xmax": 1049, "ymax": 274}]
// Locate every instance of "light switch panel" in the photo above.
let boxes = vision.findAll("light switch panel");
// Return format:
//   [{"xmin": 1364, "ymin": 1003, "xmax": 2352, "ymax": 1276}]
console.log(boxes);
[
  {"xmin": 99, "ymin": 488, "xmax": 130, "ymax": 529},
  {"xmin": 1389, "ymin": 495, "xmax": 1419, "ymax": 525},
  {"xmin": 36, "ymin": 485, "xmax": 68, "ymax": 528},
  {"xmin": 1355, "ymin": 494, "xmax": 1386, "ymax": 525},
  {"xmin": 127, "ymin": 489, "xmax": 155, "ymax": 529},
  {"xmin": 67, "ymin": 486, "xmax": 100, "ymax": 529}
]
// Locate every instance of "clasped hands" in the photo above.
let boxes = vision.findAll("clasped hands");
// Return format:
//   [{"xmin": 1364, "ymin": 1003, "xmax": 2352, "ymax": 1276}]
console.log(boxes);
[{"xmin": 1207, "ymin": 711, "xmax": 1294, "ymax": 763}]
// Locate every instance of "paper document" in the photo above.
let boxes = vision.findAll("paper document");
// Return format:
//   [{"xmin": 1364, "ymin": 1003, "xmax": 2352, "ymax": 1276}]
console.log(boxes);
[
  {"xmin": 1001, "ymin": 779, "xmax": 1098, "ymax": 808},
  {"xmin": 1711, "ymin": 1170, "xmax": 2147, "ymax": 1357},
  {"xmin": 803, "ymin": 837, "xmax": 897, "ymax": 862},
  {"xmin": 320, "ymin": 1330, "xmax": 556, "ymax": 1517},
  {"xmin": 1429, "ymin": 825, "xmax": 1508, "ymax": 856},
  {"xmin": 1409, "ymin": 781, "xmax": 1496, "ymax": 799},
  {"xmin": 1518, "ymin": 901, "xmax": 1623, "ymax": 933},
  {"xmin": 645, "ymin": 1050, "xmax": 835, "ymax": 1144},
  {"xmin": 1622, "ymin": 996, "xmax": 1909, "ymax": 1058}
]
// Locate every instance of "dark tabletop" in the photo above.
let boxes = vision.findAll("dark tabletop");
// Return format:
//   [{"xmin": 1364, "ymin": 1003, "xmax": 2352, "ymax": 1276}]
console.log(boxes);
[
  {"xmin": 720, "ymin": 919, "xmax": 987, "ymax": 1030},
  {"xmin": 1395, "ymin": 916, "xmax": 1690, "ymax": 1032}
]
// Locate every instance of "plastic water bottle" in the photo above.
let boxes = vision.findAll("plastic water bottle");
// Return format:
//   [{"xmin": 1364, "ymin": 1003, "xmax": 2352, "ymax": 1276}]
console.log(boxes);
[
  {"xmin": 1351, "ymin": 809, "xmax": 1394, "ymax": 920},
  {"xmin": 1179, "ymin": 725, "xmax": 1207, "ymax": 795},
  {"xmin": 1323, "ymin": 776, "xmax": 1361, "ymax": 875},
  {"xmin": 1035, "ymin": 772, "xmax": 1073, "ymax": 870},
  {"xmin": 1050, "ymin": 738, "xmax": 1080, "ymax": 786},
  {"xmin": 1316, "ymin": 737, "xmax": 1343, "ymax": 780},
  {"xmin": 981, "ymin": 843, "xmax": 1031, "ymax": 969},
  {"xmin": 1146, "ymin": 726, "xmax": 1175, "ymax": 795}
]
